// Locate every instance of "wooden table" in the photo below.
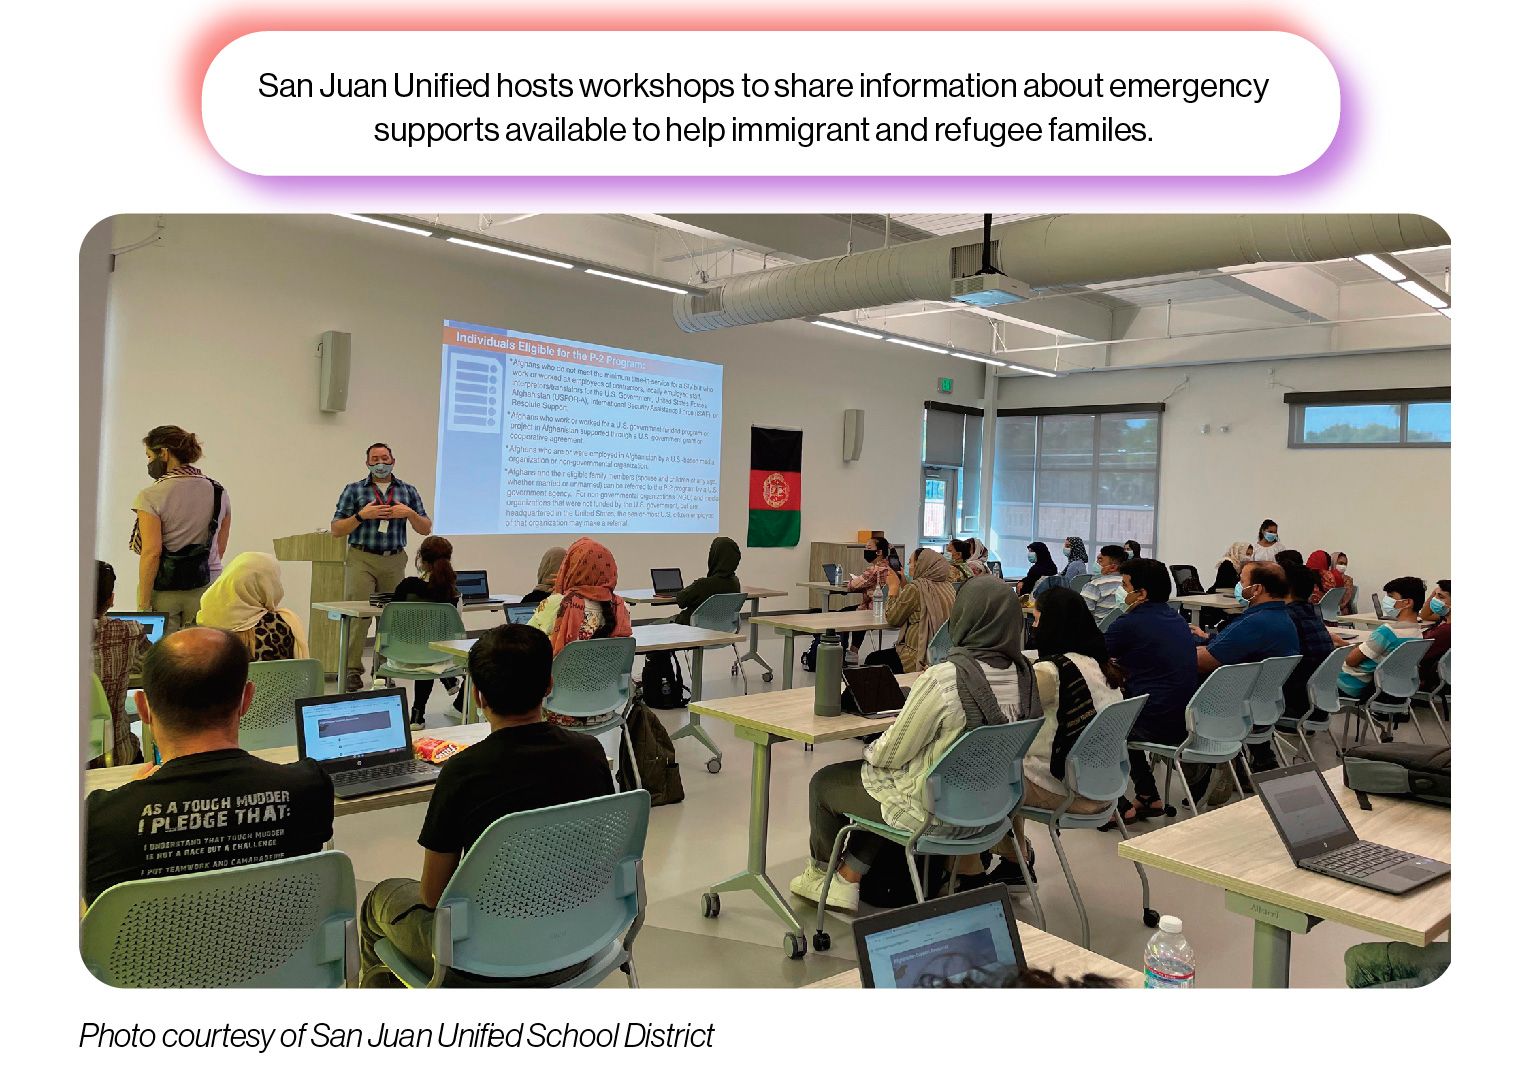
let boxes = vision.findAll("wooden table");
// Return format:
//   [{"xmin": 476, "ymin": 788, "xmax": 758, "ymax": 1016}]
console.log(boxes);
[
  {"xmin": 1170, "ymin": 593, "xmax": 1243, "ymax": 625},
  {"xmin": 1117, "ymin": 766, "xmax": 1450, "ymax": 987},
  {"xmin": 620, "ymin": 586, "xmax": 789, "ymax": 683},
  {"xmin": 84, "ymin": 722, "xmax": 490, "ymax": 815},
  {"xmin": 313, "ymin": 598, "xmax": 521, "ymax": 692},
  {"xmin": 796, "ymin": 581, "xmax": 856, "ymax": 611},
  {"xmin": 1328, "ymin": 624, "xmax": 1421, "ymax": 642},
  {"xmin": 431, "ymin": 624, "xmax": 742, "ymax": 771},
  {"xmin": 689, "ymin": 675, "xmax": 919, "ymax": 959},
  {"xmin": 806, "ymin": 920, "xmax": 1143, "ymax": 988},
  {"xmin": 757, "ymin": 610, "xmax": 894, "ymax": 690},
  {"xmin": 1336, "ymin": 611, "xmax": 1395, "ymax": 630}
]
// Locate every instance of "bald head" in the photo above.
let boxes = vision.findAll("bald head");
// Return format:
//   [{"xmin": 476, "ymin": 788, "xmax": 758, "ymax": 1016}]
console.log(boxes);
[
  {"xmin": 1241, "ymin": 561, "xmax": 1288, "ymax": 600},
  {"xmin": 139, "ymin": 627, "xmax": 251, "ymax": 735}
]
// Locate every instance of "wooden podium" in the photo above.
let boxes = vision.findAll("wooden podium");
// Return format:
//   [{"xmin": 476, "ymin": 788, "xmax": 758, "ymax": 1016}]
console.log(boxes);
[{"xmin": 273, "ymin": 531, "xmax": 349, "ymax": 676}]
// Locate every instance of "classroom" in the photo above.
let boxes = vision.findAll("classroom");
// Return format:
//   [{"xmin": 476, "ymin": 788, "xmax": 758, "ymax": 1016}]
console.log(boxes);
[{"xmin": 81, "ymin": 212, "xmax": 1451, "ymax": 989}]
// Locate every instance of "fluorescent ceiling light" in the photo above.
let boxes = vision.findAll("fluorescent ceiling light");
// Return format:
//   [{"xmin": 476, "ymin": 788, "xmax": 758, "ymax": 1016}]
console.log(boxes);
[
  {"xmin": 584, "ymin": 268, "xmax": 689, "ymax": 294},
  {"xmin": 948, "ymin": 352, "xmax": 1005, "ymax": 366},
  {"xmin": 1354, "ymin": 254, "xmax": 1406, "ymax": 282},
  {"xmin": 886, "ymin": 337, "xmax": 951, "ymax": 355},
  {"xmin": 1397, "ymin": 278, "xmax": 1449, "ymax": 308},
  {"xmin": 445, "ymin": 237, "xmax": 574, "ymax": 269},
  {"xmin": 1003, "ymin": 362, "xmax": 1060, "ymax": 378},
  {"xmin": 336, "ymin": 213, "xmax": 432, "ymax": 237},
  {"xmin": 811, "ymin": 319, "xmax": 883, "ymax": 340}
]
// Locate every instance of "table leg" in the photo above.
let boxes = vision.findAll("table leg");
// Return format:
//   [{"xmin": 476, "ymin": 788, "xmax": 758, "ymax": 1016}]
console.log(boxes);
[
  {"xmin": 1251, "ymin": 921, "xmax": 1292, "ymax": 988},
  {"xmin": 782, "ymin": 631, "xmax": 796, "ymax": 689},
  {"xmin": 329, "ymin": 612, "xmax": 351, "ymax": 694},
  {"xmin": 736, "ymin": 596, "xmax": 774, "ymax": 681},
  {"xmin": 462, "ymin": 670, "xmax": 477, "ymax": 724},
  {"xmin": 706, "ymin": 727, "xmax": 803, "ymax": 938},
  {"xmin": 672, "ymin": 648, "xmax": 723, "ymax": 765}
]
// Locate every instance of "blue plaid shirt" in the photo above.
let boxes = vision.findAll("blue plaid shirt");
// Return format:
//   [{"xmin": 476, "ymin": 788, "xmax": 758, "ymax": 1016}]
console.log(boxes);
[{"xmin": 333, "ymin": 476, "xmax": 427, "ymax": 553}]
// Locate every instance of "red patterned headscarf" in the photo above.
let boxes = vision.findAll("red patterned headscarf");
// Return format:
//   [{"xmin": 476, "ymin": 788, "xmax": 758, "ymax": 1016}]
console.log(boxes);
[{"xmin": 551, "ymin": 537, "xmax": 633, "ymax": 653}]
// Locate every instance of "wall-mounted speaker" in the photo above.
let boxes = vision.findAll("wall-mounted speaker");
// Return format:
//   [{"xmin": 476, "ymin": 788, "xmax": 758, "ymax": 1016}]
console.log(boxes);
[
  {"xmin": 318, "ymin": 330, "xmax": 351, "ymax": 413},
  {"xmin": 843, "ymin": 408, "xmax": 864, "ymax": 461}
]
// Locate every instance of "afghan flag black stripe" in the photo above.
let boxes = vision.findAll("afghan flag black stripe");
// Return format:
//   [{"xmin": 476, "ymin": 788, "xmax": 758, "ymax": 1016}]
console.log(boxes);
[{"xmin": 748, "ymin": 426, "xmax": 802, "ymax": 547}]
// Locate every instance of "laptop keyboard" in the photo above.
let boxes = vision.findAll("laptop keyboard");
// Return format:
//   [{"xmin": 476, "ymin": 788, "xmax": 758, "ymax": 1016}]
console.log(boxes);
[
  {"xmin": 331, "ymin": 760, "xmax": 434, "ymax": 786},
  {"xmin": 1305, "ymin": 841, "xmax": 1416, "ymax": 878}
]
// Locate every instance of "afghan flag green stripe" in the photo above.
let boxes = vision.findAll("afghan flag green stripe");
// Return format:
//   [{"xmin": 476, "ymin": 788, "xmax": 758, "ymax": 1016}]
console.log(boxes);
[
  {"xmin": 747, "ymin": 510, "xmax": 801, "ymax": 549},
  {"xmin": 748, "ymin": 426, "xmax": 803, "ymax": 548}
]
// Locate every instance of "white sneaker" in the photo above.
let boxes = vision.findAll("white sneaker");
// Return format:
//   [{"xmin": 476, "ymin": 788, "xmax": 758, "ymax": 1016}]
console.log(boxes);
[
  {"xmin": 843, "ymin": 649, "xmax": 860, "ymax": 666},
  {"xmin": 788, "ymin": 861, "xmax": 861, "ymax": 911}
]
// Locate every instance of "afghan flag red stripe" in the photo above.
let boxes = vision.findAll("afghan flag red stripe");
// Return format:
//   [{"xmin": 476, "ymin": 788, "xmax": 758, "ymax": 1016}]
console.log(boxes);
[{"xmin": 748, "ymin": 426, "xmax": 802, "ymax": 548}]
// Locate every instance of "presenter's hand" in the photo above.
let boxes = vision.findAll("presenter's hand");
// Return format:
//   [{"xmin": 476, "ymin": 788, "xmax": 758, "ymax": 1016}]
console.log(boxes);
[
  {"xmin": 388, "ymin": 503, "xmax": 415, "ymax": 519},
  {"xmin": 358, "ymin": 502, "xmax": 389, "ymax": 520}
]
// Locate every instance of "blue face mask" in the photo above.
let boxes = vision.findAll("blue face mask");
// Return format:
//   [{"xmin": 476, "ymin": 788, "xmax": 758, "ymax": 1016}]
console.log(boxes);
[
  {"xmin": 1263, "ymin": 531, "xmax": 1278, "ymax": 543},
  {"xmin": 1027, "ymin": 552, "xmax": 1038, "ymax": 564},
  {"xmin": 369, "ymin": 462, "xmax": 393, "ymax": 478},
  {"xmin": 1234, "ymin": 581, "xmax": 1250, "ymax": 606},
  {"xmin": 1428, "ymin": 597, "xmax": 1448, "ymax": 617}
]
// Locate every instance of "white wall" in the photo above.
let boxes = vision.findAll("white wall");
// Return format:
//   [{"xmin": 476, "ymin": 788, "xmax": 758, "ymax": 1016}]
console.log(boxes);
[
  {"xmin": 98, "ymin": 214, "xmax": 969, "ymax": 625},
  {"xmin": 993, "ymin": 349, "xmax": 1451, "ymax": 598}
]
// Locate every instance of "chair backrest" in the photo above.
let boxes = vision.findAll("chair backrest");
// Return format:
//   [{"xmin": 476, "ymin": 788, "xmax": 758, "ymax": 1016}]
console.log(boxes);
[
  {"xmin": 1246, "ymin": 655, "xmax": 1304, "ymax": 730},
  {"xmin": 927, "ymin": 621, "xmax": 952, "ymax": 665},
  {"xmin": 689, "ymin": 591, "xmax": 747, "ymax": 634},
  {"xmin": 1096, "ymin": 607, "xmax": 1121, "ymax": 633},
  {"xmin": 241, "ymin": 658, "xmax": 323, "ymax": 751},
  {"xmin": 1437, "ymin": 649, "xmax": 1450, "ymax": 689},
  {"xmin": 1317, "ymin": 585, "xmax": 1345, "ymax": 622},
  {"xmin": 89, "ymin": 674, "xmax": 111, "ymax": 763},
  {"xmin": 438, "ymin": 791, "xmax": 650, "ymax": 979},
  {"xmin": 376, "ymin": 602, "xmax": 466, "ymax": 665},
  {"xmin": 1068, "ymin": 573, "xmax": 1093, "ymax": 595},
  {"xmin": 1170, "ymin": 564, "xmax": 1204, "ymax": 596},
  {"xmin": 1372, "ymin": 639, "xmax": 1434, "ymax": 701},
  {"xmin": 1064, "ymin": 695, "xmax": 1149, "ymax": 802},
  {"xmin": 1186, "ymin": 661, "xmax": 1261, "ymax": 746},
  {"xmin": 544, "ymin": 637, "xmax": 636, "ymax": 721},
  {"xmin": 80, "ymin": 851, "xmax": 356, "ymax": 988},
  {"xmin": 1308, "ymin": 645, "xmax": 1355, "ymax": 715},
  {"xmin": 924, "ymin": 718, "xmax": 1043, "ymax": 828}
]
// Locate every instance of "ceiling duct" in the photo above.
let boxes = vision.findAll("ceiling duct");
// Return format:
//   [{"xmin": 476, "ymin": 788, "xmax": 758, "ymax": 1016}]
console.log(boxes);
[{"xmin": 672, "ymin": 214, "xmax": 1450, "ymax": 332}]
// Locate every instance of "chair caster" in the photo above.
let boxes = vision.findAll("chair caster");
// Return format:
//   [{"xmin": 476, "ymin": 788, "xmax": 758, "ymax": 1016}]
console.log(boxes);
[
  {"xmin": 706, "ymin": 756, "xmax": 722, "ymax": 774},
  {"xmin": 701, "ymin": 893, "xmax": 720, "ymax": 918},
  {"xmin": 762, "ymin": 671, "xmax": 774, "ymax": 683},
  {"xmin": 812, "ymin": 931, "xmax": 832, "ymax": 952},
  {"xmin": 1143, "ymin": 909, "xmax": 1161, "ymax": 928},
  {"xmin": 784, "ymin": 932, "xmax": 807, "ymax": 959},
  {"xmin": 731, "ymin": 663, "xmax": 740, "ymax": 676},
  {"xmin": 1163, "ymin": 805, "xmax": 1177, "ymax": 817}
]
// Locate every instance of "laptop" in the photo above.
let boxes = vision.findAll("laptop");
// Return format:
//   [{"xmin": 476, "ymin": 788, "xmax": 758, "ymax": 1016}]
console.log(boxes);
[
  {"xmin": 853, "ymin": 883, "xmax": 1027, "ymax": 988},
  {"xmin": 651, "ymin": 568, "xmax": 684, "ymax": 598},
  {"xmin": 1253, "ymin": 764, "xmax": 1449, "ymax": 895},
  {"xmin": 841, "ymin": 664, "xmax": 910, "ymax": 718},
  {"xmin": 822, "ymin": 563, "xmax": 843, "ymax": 586},
  {"xmin": 455, "ymin": 569, "xmax": 506, "ymax": 606},
  {"xmin": 294, "ymin": 688, "xmax": 440, "ymax": 799},
  {"xmin": 986, "ymin": 560, "xmax": 1004, "ymax": 579},
  {"xmin": 106, "ymin": 611, "xmax": 168, "ymax": 644},
  {"xmin": 505, "ymin": 603, "xmax": 537, "ymax": 625}
]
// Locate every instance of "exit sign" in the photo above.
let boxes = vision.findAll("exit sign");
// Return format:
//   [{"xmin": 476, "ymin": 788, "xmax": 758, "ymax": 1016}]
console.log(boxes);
[{"xmin": 938, "ymin": 377, "xmax": 953, "ymax": 394}]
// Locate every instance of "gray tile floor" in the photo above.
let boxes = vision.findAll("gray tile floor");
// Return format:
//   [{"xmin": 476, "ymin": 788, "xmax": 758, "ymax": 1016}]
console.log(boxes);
[{"xmin": 343, "ymin": 633, "xmax": 1439, "ymax": 989}]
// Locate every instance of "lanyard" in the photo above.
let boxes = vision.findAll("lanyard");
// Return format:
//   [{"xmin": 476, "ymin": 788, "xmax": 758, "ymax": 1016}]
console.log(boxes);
[{"xmin": 371, "ymin": 481, "xmax": 396, "ymax": 507}]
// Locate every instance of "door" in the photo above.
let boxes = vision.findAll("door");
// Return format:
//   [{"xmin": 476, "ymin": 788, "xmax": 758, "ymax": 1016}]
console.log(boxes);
[{"xmin": 921, "ymin": 466, "xmax": 958, "ymax": 544}]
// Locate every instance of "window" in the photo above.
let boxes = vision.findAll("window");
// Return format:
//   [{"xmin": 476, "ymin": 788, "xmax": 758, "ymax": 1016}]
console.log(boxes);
[
  {"xmin": 921, "ymin": 403, "xmax": 984, "ymax": 541},
  {"xmin": 1286, "ymin": 388, "xmax": 1450, "ymax": 448},
  {"xmin": 991, "ymin": 406, "xmax": 1162, "ymax": 561}
]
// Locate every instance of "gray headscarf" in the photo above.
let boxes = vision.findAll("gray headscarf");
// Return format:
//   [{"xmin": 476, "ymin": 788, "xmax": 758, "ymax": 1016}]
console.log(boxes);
[{"xmin": 944, "ymin": 575, "xmax": 1035, "ymax": 728}]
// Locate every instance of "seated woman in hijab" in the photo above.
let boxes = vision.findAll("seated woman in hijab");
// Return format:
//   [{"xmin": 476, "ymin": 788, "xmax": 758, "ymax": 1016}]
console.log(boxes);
[
  {"xmin": 528, "ymin": 537, "xmax": 634, "ymax": 727},
  {"xmin": 520, "ymin": 546, "xmax": 566, "ymax": 606},
  {"xmin": 1019, "ymin": 541, "xmax": 1058, "ymax": 597},
  {"xmin": 674, "ymin": 536, "xmax": 742, "ymax": 625},
  {"xmin": 1060, "ymin": 537, "xmax": 1090, "ymax": 582},
  {"xmin": 195, "ymin": 551, "xmax": 309, "ymax": 662},
  {"xmin": 865, "ymin": 547, "xmax": 957, "ymax": 674},
  {"xmin": 790, "ymin": 576, "xmax": 1037, "ymax": 912}
]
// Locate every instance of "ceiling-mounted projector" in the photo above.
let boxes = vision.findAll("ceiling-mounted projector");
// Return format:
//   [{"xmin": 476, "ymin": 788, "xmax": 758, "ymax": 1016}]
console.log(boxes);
[{"xmin": 950, "ymin": 272, "xmax": 1033, "ymax": 307}]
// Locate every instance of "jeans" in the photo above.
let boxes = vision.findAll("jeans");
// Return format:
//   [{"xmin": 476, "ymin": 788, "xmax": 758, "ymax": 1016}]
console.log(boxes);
[
  {"xmin": 1126, "ymin": 714, "xmax": 1189, "ymax": 799},
  {"xmin": 808, "ymin": 759, "xmax": 886, "ymax": 871}
]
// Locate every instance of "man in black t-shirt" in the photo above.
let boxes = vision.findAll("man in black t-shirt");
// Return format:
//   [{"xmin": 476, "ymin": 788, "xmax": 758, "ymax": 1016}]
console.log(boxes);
[
  {"xmin": 358, "ymin": 624, "xmax": 613, "ymax": 987},
  {"xmin": 84, "ymin": 628, "xmax": 334, "ymax": 904}
]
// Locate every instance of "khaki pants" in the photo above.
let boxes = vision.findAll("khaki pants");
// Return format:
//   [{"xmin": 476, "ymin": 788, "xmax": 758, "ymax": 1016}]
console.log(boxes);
[
  {"xmin": 152, "ymin": 584, "xmax": 209, "ymax": 636},
  {"xmin": 343, "ymin": 548, "xmax": 408, "ymax": 677}
]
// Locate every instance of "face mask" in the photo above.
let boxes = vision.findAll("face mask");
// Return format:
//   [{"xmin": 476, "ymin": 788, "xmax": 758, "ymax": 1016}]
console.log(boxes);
[
  {"xmin": 862, "ymin": 550, "xmax": 878, "ymax": 563},
  {"xmin": 1027, "ymin": 552, "xmax": 1037, "ymax": 564},
  {"xmin": 1234, "ymin": 581, "xmax": 1250, "ymax": 606},
  {"xmin": 1063, "ymin": 547, "xmax": 1073, "ymax": 559},
  {"xmin": 1123, "ymin": 588, "xmax": 1141, "ymax": 608},
  {"xmin": 368, "ymin": 462, "xmax": 393, "ymax": 478},
  {"xmin": 1428, "ymin": 597, "xmax": 1448, "ymax": 617},
  {"xmin": 1263, "ymin": 532, "xmax": 1278, "ymax": 543},
  {"xmin": 146, "ymin": 456, "xmax": 168, "ymax": 480}
]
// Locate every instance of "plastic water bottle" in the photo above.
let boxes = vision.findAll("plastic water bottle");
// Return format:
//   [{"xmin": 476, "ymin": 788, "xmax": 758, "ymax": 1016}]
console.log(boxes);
[
  {"xmin": 872, "ymin": 584, "xmax": 886, "ymax": 622},
  {"xmin": 1143, "ymin": 915, "xmax": 1196, "ymax": 988}
]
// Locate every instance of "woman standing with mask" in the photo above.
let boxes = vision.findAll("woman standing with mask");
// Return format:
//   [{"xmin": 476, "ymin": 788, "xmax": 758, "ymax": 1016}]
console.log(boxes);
[
  {"xmin": 130, "ymin": 425, "xmax": 232, "ymax": 635},
  {"xmin": 1251, "ymin": 519, "xmax": 1284, "ymax": 562}
]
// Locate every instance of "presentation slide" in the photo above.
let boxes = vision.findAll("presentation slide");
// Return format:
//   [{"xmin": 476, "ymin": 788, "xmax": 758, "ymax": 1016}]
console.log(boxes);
[{"xmin": 434, "ymin": 320, "xmax": 723, "ymax": 534}]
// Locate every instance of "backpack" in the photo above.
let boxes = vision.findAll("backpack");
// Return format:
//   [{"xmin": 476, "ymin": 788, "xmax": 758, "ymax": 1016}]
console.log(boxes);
[
  {"xmin": 858, "ymin": 842, "xmax": 951, "ymax": 908},
  {"xmin": 154, "ymin": 479, "xmax": 225, "ymax": 591},
  {"xmin": 1341, "ymin": 743, "xmax": 1450, "ymax": 808},
  {"xmin": 640, "ymin": 650, "xmax": 688, "ymax": 709},
  {"xmin": 800, "ymin": 635, "xmax": 820, "ymax": 673},
  {"xmin": 616, "ymin": 696, "xmax": 685, "ymax": 806}
]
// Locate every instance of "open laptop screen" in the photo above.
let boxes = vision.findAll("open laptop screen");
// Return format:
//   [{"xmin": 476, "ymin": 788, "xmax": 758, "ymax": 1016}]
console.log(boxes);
[
  {"xmin": 296, "ymin": 690, "xmax": 411, "ymax": 765},
  {"xmin": 843, "ymin": 665, "xmax": 908, "ymax": 715},
  {"xmin": 651, "ymin": 568, "xmax": 683, "ymax": 595},
  {"xmin": 505, "ymin": 604, "xmax": 537, "ymax": 625},
  {"xmin": 854, "ymin": 885, "xmax": 1025, "ymax": 988},
  {"xmin": 1254, "ymin": 765, "xmax": 1359, "ymax": 860},
  {"xmin": 455, "ymin": 570, "xmax": 488, "ymax": 600},
  {"xmin": 107, "ymin": 611, "xmax": 168, "ymax": 644}
]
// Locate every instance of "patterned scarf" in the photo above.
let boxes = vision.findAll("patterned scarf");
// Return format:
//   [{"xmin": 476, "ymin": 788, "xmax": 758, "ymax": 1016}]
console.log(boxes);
[
  {"xmin": 551, "ymin": 537, "xmax": 633, "ymax": 654},
  {"xmin": 1065, "ymin": 536, "xmax": 1088, "ymax": 564},
  {"xmin": 1046, "ymin": 654, "xmax": 1099, "ymax": 781},
  {"xmin": 128, "ymin": 465, "xmax": 206, "ymax": 553}
]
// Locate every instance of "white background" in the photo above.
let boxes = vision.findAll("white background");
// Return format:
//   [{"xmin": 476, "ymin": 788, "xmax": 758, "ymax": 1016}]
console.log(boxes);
[{"xmin": 0, "ymin": 0, "xmax": 1500, "ymax": 1058}]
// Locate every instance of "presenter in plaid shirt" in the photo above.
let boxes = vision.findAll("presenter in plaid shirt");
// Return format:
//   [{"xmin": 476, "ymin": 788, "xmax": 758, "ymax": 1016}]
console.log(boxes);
[{"xmin": 331, "ymin": 443, "xmax": 431, "ymax": 691}]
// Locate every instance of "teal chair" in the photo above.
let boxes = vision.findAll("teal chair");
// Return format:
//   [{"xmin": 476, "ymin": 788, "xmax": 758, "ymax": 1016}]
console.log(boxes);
[
  {"xmin": 88, "ymin": 674, "xmax": 112, "ymax": 766},
  {"xmin": 1021, "ymin": 695, "xmax": 1155, "ymax": 948},
  {"xmin": 1242, "ymin": 654, "xmax": 1304, "ymax": 775},
  {"xmin": 240, "ymin": 658, "xmax": 323, "ymax": 752},
  {"xmin": 811, "ymin": 718, "xmax": 1046, "ymax": 956},
  {"xmin": 1317, "ymin": 585, "xmax": 1346, "ymax": 622},
  {"xmin": 1428, "ymin": 650, "xmax": 1450, "ymax": 742},
  {"xmin": 546, "ymin": 637, "xmax": 640, "ymax": 789},
  {"xmin": 1130, "ymin": 661, "xmax": 1260, "ymax": 817},
  {"xmin": 375, "ymin": 791, "xmax": 650, "ymax": 988},
  {"xmin": 1068, "ymin": 573, "xmax": 1094, "ymax": 595},
  {"xmin": 81, "ymin": 851, "xmax": 358, "ymax": 988},
  {"xmin": 1355, "ymin": 638, "xmax": 1434, "ymax": 744},
  {"xmin": 1276, "ymin": 646, "xmax": 1355, "ymax": 767},
  {"xmin": 372, "ymin": 602, "xmax": 467, "ymax": 685},
  {"xmin": 926, "ymin": 621, "xmax": 952, "ymax": 665}
]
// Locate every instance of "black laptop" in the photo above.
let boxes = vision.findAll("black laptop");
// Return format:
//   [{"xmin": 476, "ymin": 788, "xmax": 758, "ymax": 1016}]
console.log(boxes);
[
  {"xmin": 853, "ymin": 883, "xmax": 1027, "ymax": 988},
  {"xmin": 505, "ymin": 603, "xmax": 537, "ymax": 625},
  {"xmin": 1253, "ymin": 764, "xmax": 1449, "ymax": 894},
  {"xmin": 651, "ymin": 568, "xmax": 684, "ymax": 598},
  {"xmin": 842, "ymin": 665, "xmax": 910, "ymax": 718},
  {"xmin": 455, "ymin": 569, "xmax": 506, "ymax": 606},
  {"xmin": 822, "ymin": 563, "xmax": 843, "ymax": 586},
  {"xmin": 106, "ymin": 611, "xmax": 169, "ymax": 644},
  {"xmin": 294, "ymin": 688, "xmax": 440, "ymax": 799}
]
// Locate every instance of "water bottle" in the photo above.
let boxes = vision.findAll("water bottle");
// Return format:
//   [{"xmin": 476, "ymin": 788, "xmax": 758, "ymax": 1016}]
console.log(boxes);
[
  {"xmin": 1143, "ymin": 915, "xmax": 1196, "ymax": 988},
  {"xmin": 872, "ymin": 584, "xmax": 886, "ymax": 622}
]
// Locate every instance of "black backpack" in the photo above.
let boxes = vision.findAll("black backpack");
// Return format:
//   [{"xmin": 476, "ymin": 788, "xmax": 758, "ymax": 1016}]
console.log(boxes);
[
  {"xmin": 640, "ymin": 650, "xmax": 689, "ymax": 709},
  {"xmin": 616, "ymin": 697, "xmax": 685, "ymax": 806},
  {"xmin": 859, "ymin": 842, "xmax": 951, "ymax": 908},
  {"xmin": 800, "ymin": 635, "xmax": 820, "ymax": 673},
  {"xmin": 1342, "ymin": 743, "xmax": 1450, "ymax": 808}
]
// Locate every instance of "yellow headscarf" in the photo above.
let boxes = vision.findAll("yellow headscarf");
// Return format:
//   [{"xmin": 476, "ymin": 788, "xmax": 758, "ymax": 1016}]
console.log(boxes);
[{"xmin": 196, "ymin": 552, "xmax": 309, "ymax": 657}]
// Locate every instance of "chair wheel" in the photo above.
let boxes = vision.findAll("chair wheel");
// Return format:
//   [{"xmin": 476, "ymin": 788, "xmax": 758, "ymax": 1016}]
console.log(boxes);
[
  {"xmin": 1164, "ymin": 806, "xmax": 1177, "ymax": 817},
  {"xmin": 706, "ymin": 757, "xmax": 722, "ymax": 774},
  {"xmin": 762, "ymin": 671, "xmax": 774, "ymax": 683},
  {"xmin": 812, "ymin": 931, "xmax": 832, "ymax": 952},
  {"xmin": 701, "ymin": 893, "xmax": 720, "ymax": 918},
  {"xmin": 1143, "ymin": 909, "xmax": 1161, "ymax": 928},
  {"xmin": 784, "ymin": 932, "xmax": 807, "ymax": 959},
  {"xmin": 731, "ymin": 663, "xmax": 740, "ymax": 675}
]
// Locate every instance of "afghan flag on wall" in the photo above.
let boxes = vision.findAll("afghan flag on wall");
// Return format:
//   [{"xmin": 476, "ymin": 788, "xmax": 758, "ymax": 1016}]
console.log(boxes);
[{"xmin": 748, "ymin": 426, "xmax": 802, "ymax": 547}]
